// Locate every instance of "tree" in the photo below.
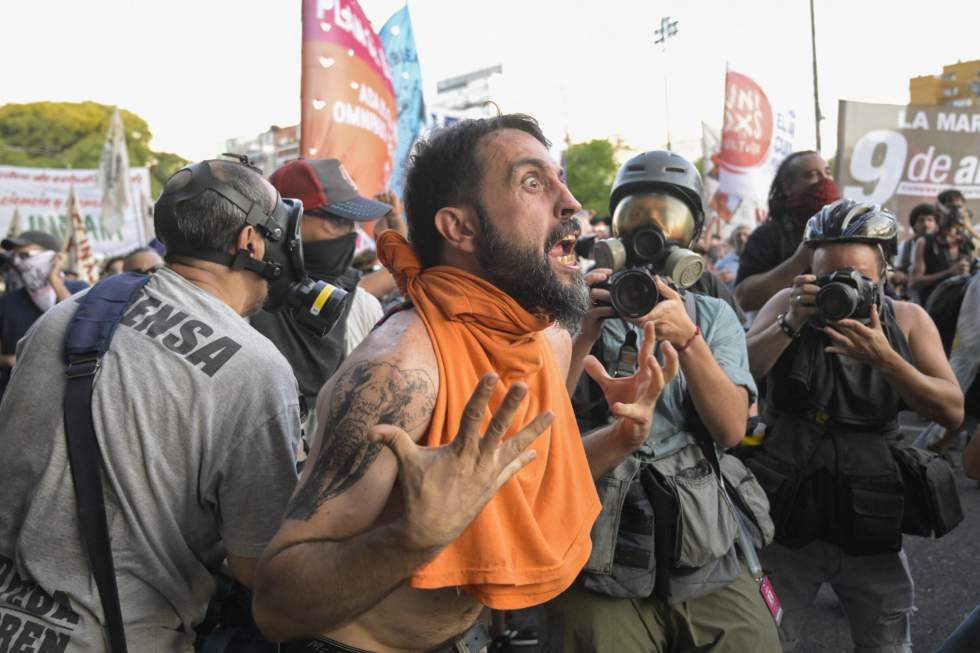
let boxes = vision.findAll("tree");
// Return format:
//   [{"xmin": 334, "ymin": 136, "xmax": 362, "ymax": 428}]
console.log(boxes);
[
  {"xmin": 563, "ymin": 139, "xmax": 619, "ymax": 216},
  {"xmin": 0, "ymin": 101, "xmax": 187, "ymax": 196}
]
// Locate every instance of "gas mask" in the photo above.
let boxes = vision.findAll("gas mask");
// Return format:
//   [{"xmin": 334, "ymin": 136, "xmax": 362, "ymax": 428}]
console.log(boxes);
[
  {"xmin": 593, "ymin": 191, "xmax": 705, "ymax": 318},
  {"xmin": 155, "ymin": 160, "xmax": 350, "ymax": 337}
]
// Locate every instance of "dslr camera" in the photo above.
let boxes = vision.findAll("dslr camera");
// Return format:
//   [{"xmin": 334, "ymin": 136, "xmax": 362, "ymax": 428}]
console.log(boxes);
[{"xmin": 814, "ymin": 267, "xmax": 880, "ymax": 323}]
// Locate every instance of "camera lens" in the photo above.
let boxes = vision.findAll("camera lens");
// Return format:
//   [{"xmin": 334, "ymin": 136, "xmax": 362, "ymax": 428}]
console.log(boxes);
[
  {"xmin": 816, "ymin": 283, "xmax": 859, "ymax": 321},
  {"xmin": 611, "ymin": 268, "xmax": 660, "ymax": 318}
]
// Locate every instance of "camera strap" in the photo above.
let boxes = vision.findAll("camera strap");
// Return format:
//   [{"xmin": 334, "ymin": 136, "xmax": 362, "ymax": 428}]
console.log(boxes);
[
  {"xmin": 62, "ymin": 272, "xmax": 153, "ymax": 653},
  {"xmin": 613, "ymin": 328, "xmax": 639, "ymax": 378}
]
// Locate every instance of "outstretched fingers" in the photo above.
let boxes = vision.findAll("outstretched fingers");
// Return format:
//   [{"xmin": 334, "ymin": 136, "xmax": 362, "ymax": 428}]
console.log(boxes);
[
  {"xmin": 611, "ymin": 401, "xmax": 653, "ymax": 425},
  {"xmin": 498, "ymin": 411, "xmax": 554, "ymax": 467},
  {"xmin": 583, "ymin": 354, "xmax": 613, "ymax": 388},
  {"xmin": 659, "ymin": 341, "xmax": 679, "ymax": 385},
  {"xmin": 455, "ymin": 373, "xmax": 499, "ymax": 454},
  {"xmin": 493, "ymin": 447, "xmax": 540, "ymax": 492},
  {"xmin": 480, "ymin": 382, "xmax": 529, "ymax": 454},
  {"xmin": 638, "ymin": 322, "xmax": 657, "ymax": 367}
]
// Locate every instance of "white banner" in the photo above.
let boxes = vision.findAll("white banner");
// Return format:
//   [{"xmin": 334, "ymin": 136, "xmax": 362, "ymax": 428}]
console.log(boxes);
[
  {"xmin": 718, "ymin": 69, "xmax": 799, "ymax": 231},
  {"xmin": 0, "ymin": 165, "xmax": 149, "ymax": 257}
]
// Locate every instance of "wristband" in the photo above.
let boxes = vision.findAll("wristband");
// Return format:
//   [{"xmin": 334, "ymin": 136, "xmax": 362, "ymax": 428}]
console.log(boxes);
[
  {"xmin": 777, "ymin": 312, "xmax": 802, "ymax": 339},
  {"xmin": 676, "ymin": 326, "xmax": 701, "ymax": 353}
]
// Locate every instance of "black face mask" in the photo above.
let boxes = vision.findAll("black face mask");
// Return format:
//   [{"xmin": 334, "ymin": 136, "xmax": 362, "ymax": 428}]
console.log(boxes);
[{"xmin": 301, "ymin": 232, "xmax": 357, "ymax": 282}]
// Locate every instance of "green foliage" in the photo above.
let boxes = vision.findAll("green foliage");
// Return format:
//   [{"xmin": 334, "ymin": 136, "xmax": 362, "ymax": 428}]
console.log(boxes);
[
  {"xmin": 564, "ymin": 139, "xmax": 619, "ymax": 215},
  {"xmin": 0, "ymin": 101, "xmax": 187, "ymax": 197}
]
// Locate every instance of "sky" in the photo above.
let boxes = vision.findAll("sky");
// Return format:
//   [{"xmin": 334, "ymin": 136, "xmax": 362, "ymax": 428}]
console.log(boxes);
[{"xmin": 2, "ymin": 0, "xmax": 979, "ymax": 167}]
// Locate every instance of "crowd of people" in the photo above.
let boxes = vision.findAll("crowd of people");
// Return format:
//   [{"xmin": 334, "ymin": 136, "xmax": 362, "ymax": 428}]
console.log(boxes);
[{"xmin": 0, "ymin": 111, "xmax": 977, "ymax": 653}]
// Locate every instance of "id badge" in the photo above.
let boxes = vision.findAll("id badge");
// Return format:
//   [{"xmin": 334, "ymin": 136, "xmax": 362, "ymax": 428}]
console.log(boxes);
[{"xmin": 759, "ymin": 575, "xmax": 783, "ymax": 625}]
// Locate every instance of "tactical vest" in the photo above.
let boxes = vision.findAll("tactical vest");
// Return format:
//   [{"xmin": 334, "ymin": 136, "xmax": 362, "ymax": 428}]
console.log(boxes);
[
  {"xmin": 579, "ymin": 294, "xmax": 775, "ymax": 603},
  {"xmin": 746, "ymin": 299, "xmax": 962, "ymax": 556}
]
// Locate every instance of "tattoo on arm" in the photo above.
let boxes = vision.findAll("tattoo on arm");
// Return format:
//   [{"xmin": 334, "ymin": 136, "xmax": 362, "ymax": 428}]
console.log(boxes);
[{"xmin": 285, "ymin": 361, "xmax": 435, "ymax": 520}]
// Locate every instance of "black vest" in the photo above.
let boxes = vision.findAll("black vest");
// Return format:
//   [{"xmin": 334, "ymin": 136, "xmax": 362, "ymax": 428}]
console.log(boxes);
[{"xmin": 748, "ymin": 300, "xmax": 916, "ymax": 556}]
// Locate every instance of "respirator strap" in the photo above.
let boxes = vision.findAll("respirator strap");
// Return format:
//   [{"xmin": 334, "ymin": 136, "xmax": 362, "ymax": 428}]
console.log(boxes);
[{"xmin": 165, "ymin": 247, "xmax": 282, "ymax": 281}]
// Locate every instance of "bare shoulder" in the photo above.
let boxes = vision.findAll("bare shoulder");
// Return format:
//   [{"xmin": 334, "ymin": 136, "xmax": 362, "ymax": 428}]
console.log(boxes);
[
  {"xmin": 890, "ymin": 299, "xmax": 937, "ymax": 341},
  {"xmin": 285, "ymin": 308, "xmax": 437, "ymax": 523},
  {"xmin": 544, "ymin": 324, "xmax": 572, "ymax": 374}
]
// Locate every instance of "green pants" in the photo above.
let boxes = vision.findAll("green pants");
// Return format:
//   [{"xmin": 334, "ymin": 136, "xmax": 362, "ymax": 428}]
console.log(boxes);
[{"xmin": 546, "ymin": 565, "xmax": 781, "ymax": 652}]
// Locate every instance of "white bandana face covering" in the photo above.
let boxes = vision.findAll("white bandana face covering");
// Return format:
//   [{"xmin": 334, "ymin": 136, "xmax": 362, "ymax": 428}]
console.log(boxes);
[{"xmin": 13, "ymin": 250, "xmax": 58, "ymax": 312}]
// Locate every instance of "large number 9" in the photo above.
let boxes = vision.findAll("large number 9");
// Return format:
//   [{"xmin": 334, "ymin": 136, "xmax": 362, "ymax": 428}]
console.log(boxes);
[{"xmin": 844, "ymin": 129, "xmax": 907, "ymax": 204}]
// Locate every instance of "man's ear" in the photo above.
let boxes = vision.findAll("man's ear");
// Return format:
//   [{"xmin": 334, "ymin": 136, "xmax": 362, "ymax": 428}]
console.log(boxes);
[
  {"xmin": 434, "ymin": 206, "xmax": 479, "ymax": 255},
  {"xmin": 235, "ymin": 225, "xmax": 264, "ymax": 258}
]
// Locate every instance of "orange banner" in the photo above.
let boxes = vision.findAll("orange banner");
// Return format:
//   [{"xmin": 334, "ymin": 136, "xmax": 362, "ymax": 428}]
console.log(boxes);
[{"xmin": 301, "ymin": 0, "xmax": 397, "ymax": 198}]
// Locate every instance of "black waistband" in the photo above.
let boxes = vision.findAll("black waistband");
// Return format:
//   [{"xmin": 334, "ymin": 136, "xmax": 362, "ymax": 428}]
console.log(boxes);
[{"xmin": 278, "ymin": 622, "xmax": 492, "ymax": 653}]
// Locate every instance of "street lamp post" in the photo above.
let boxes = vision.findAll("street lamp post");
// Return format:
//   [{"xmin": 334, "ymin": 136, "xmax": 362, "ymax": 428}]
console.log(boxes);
[{"xmin": 655, "ymin": 16, "xmax": 679, "ymax": 151}]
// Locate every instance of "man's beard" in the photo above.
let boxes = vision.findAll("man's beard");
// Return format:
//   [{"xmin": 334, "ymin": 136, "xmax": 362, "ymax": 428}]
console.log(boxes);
[{"xmin": 474, "ymin": 202, "xmax": 589, "ymax": 331}]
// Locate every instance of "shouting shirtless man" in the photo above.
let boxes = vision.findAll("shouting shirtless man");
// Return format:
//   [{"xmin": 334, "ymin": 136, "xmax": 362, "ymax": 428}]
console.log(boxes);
[{"xmin": 252, "ymin": 114, "xmax": 678, "ymax": 652}]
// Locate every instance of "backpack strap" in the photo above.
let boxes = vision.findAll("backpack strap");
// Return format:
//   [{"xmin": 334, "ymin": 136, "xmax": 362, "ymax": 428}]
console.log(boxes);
[{"xmin": 63, "ymin": 272, "xmax": 152, "ymax": 653}]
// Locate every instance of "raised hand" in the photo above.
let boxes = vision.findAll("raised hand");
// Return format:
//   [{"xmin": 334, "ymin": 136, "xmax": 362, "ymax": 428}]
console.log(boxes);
[
  {"xmin": 785, "ymin": 273, "xmax": 820, "ymax": 331},
  {"xmin": 579, "ymin": 268, "xmax": 616, "ymax": 344},
  {"xmin": 823, "ymin": 304, "xmax": 895, "ymax": 367},
  {"xmin": 374, "ymin": 189, "xmax": 406, "ymax": 237},
  {"xmin": 583, "ymin": 322, "xmax": 680, "ymax": 449},
  {"xmin": 369, "ymin": 373, "xmax": 553, "ymax": 553}
]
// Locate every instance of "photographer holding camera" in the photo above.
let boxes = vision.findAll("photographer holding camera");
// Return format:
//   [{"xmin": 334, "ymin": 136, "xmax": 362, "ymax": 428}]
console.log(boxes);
[
  {"xmin": 910, "ymin": 191, "xmax": 976, "ymax": 308},
  {"xmin": 745, "ymin": 199, "xmax": 964, "ymax": 652},
  {"xmin": 551, "ymin": 151, "xmax": 781, "ymax": 652}
]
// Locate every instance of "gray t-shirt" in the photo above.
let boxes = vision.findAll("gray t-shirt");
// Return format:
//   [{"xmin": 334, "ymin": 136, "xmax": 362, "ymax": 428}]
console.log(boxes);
[{"xmin": 0, "ymin": 268, "xmax": 301, "ymax": 652}]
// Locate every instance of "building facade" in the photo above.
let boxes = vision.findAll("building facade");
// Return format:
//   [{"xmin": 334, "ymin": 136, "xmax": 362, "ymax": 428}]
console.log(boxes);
[
  {"xmin": 909, "ymin": 59, "xmax": 980, "ymax": 107},
  {"xmin": 224, "ymin": 125, "xmax": 300, "ymax": 177}
]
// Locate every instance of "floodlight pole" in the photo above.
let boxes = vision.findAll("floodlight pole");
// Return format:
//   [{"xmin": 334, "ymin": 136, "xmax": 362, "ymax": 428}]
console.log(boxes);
[{"xmin": 655, "ymin": 16, "xmax": 679, "ymax": 151}]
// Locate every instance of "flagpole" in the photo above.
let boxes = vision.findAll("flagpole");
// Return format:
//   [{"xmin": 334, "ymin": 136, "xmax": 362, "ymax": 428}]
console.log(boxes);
[{"xmin": 809, "ymin": 0, "xmax": 822, "ymax": 151}]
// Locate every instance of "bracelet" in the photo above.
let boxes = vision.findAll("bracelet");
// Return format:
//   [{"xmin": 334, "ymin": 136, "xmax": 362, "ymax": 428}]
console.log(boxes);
[
  {"xmin": 777, "ymin": 312, "xmax": 802, "ymax": 339},
  {"xmin": 676, "ymin": 326, "xmax": 701, "ymax": 353}
]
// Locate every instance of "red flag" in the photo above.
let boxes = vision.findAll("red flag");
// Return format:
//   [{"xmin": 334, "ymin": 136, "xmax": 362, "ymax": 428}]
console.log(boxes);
[
  {"xmin": 64, "ymin": 185, "xmax": 99, "ymax": 285},
  {"xmin": 301, "ymin": 0, "xmax": 397, "ymax": 198}
]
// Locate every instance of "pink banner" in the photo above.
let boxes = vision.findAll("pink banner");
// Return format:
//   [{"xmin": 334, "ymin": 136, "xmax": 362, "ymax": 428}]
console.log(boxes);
[{"xmin": 301, "ymin": 0, "xmax": 397, "ymax": 198}]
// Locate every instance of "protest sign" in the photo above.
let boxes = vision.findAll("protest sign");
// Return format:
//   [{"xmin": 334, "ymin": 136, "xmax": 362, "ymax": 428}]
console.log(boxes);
[
  {"xmin": 0, "ymin": 166, "xmax": 150, "ymax": 257},
  {"xmin": 836, "ymin": 100, "xmax": 980, "ymax": 229},
  {"xmin": 301, "ymin": 0, "xmax": 397, "ymax": 197}
]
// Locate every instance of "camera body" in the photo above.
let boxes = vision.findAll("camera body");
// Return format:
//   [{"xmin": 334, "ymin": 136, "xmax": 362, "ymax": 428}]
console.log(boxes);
[
  {"xmin": 815, "ymin": 267, "xmax": 879, "ymax": 323},
  {"xmin": 592, "ymin": 226, "xmax": 704, "ymax": 318}
]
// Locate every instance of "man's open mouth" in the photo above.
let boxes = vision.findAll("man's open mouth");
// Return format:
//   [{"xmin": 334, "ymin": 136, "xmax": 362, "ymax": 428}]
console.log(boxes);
[{"xmin": 548, "ymin": 234, "xmax": 578, "ymax": 266}]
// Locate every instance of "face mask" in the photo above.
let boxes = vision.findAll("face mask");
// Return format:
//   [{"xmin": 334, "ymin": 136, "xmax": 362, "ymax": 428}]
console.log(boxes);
[
  {"xmin": 783, "ymin": 177, "xmax": 841, "ymax": 224},
  {"xmin": 13, "ymin": 250, "xmax": 57, "ymax": 312},
  {"xmin": 301, "ymin": 232, "xmax": 357, "ymax": 281}
]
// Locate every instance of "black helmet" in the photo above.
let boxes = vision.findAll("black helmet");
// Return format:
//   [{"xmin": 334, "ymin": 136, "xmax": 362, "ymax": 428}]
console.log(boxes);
[
  {"xmin": 804, "ymin": 199, "xmax": 898, "ymax": 258},
  {"xmin": 609, "ymin": 151, "xmax": 705, "ymax": 239}
]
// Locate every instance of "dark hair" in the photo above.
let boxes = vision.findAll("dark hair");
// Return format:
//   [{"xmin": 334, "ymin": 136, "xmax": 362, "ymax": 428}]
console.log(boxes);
[
  {"xmin": 403, "ymin": 113, "xmax": 550, "ymax": 268},
  {"xmin": 909, "ymin": 203, "xmax": 940, "ymax": 229},
  {"xmin": 100, "ymin": 256, "xmax": 124, "ymax": 276},
  {"xmin": 937, "ymin": 188, "xmax": 965, "ymax": 206},
  {"xmin": 124, "ymin": 246, "xmax": 154, "ymax": 261},
  {"xmin": 768, "ymin": 150, "xmax": 819, "ymax": 214},
  {"xmin": 155, "ymin": 160, "xmax": 275, "ymax": 257}
]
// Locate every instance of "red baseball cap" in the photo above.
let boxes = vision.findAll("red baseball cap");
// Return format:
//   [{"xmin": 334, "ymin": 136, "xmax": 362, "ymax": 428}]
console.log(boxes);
[{"xmin": 269, "ymin": 159, "xmax": 391, "ymax": 222}]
